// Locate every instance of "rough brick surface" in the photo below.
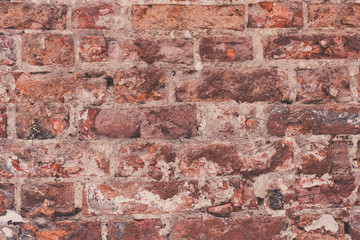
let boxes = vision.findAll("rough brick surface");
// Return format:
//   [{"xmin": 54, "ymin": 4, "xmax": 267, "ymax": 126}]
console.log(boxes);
[{"xmin": 2, "ymin": 0, "xmax": 360, "ymax": 239}]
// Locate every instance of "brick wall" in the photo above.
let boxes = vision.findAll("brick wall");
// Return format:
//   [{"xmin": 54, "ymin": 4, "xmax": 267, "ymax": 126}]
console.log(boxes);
[{"xmin": 0, "ymin": 0, "xmax": 360, "ymax": 239}]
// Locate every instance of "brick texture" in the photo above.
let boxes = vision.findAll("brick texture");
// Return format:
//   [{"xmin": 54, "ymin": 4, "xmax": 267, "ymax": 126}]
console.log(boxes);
[{"xmin": 1, "ymin": 0, "xmax": 360, "ymax": 239}]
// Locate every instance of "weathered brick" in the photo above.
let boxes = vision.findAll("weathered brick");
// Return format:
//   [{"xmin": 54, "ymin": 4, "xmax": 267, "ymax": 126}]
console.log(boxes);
[
  {"xmin": 296, "ymin": 67, "xmax": 351, "ymax": 103},
  {"xmin": 21, "ymin": 182, "xmax": 75, "ymax": 218},
  {"xmin": 178, "ymin": 140, "xmax": 293, "ymax": 178},
  {"xmin": 79, "ymin": 36, "xmax": 107, "ymax": 62},
  {"xmin": 20, "ymin": 222, "xmax": 101, "ymax": 240},
  {"xmin": 22, "ymin": 34, "xmax": 74, "ymax": 66},
  {"xmin": 108, "ymin": 219, "xmax": 163, "ymax": 240},
  {"xmin": 0, "ymin": 3, "xmax": 67, "ymax": 30},
  {"xmin": 141, "ymin": 105, "xmax": 197, "ymax": 139},
  {"xmin": 309, "ymin": 3, "xmax": 360, "ymax": 28},
  {"xmin": 114, "ymin": 66, "xmax": 166, "ymax": 103},
  {"xmin": 350, "ymin": 214, "xmax": 360, "ymax": 239},
  {"xmin": 171, "ymin": 216, "xmax": 286, "ymax": 239},
  {"xmin": 199, "ymin": 37, "xmax": 252, "ymax": 62},
  {"xmin": 248, "ymin": 2, "xmax": 303, "ymax": 28},
  {"xmin": 132, "ymin": 5, "xmax": 245, "ymax": 31},
  {"xmin": 16, "ymin": 105, "xmax": 69, "ymax": 139},
  {"xmin": 0, "ymin": 184, "xmax": 14, "ymax": 216},
  {"xmin": 107, "ymin": 39, "xmax": 140, "ymax": 61},
  {"xmin": 116, "ymin": 143, "xmax": 175, "ymax": 181},
  {"xmin": 0, "ymin": 35, "xmax": 16, "ymax": 66},
  {"xmin": 0, "ymin": 141, "xmax": 110, "ymax": 178},
  {"xmin": 285, "ymin": 175, "xmax": 355, "ymax": 209},
  {"xmin": 176, "ymin": 69, "xmax": 287, "ymax": 103},
  {"xmin": 0, "ymin": 107, "xmax": 6, "ymax": 138},
  {"xmin": 198, "ymin": 105, "xmax": 259, "ymax": 139},
  {"xmin": 264, "ymin": 34, "xmax": 360, "ymax": 59},
  {"xmin": 267, "ymin": 105, "xmax": 360, "ymax": 136},
  {"xmin": 72, "ymin": 3, "xmax": 115, "ymax": 29}
]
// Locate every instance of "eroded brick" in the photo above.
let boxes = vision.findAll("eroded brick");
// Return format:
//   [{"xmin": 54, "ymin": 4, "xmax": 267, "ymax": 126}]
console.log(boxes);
[
  {"xmin": 248, "ymin": 2, "xmax": 303, "ymax": 28},
  {"xmin": 264, "ymin": 34, "xmax": 360, "ymax": 59},
  {"xmin": 0, "ymin": 184, "xmax": 14, "ymax": 216},
  {"xmin": 171, "ymin": 216, "xmax": 286, "ymax": 239},
  {"xmin": 0, "ymin": 3, "xmax": 67, "ymax": 30},
  {"xmin": 79, "ymin": 36, "xmax": 107, "ymax": 62},
  {"xmin": 21, "ymin": 183, "xmax": 75, "ymax": 218},
  {"xmin": 267, "ymin": 105, "xmax": 360, "ymax": 136},
  {"xmin": 114, "ymin": 66, "xmax": 166, "ymax": 103},
  {"xmin": 0, "ymin": 107, "xmax": 6, "ymax": 138},
  {"xmin": 16, "ymin": 105, "xmax": 69, "ymax": 139},
  {"xmin": 72, "ymin": 3, "xmax": 115, "ymax": 29},
  {"xmin": 0, "ymin": 35, "xmax": 16, "ymax": 66},
  {"xmin": 296, "ymin": 67, "xmax": 351, "ymax": 103},
  {"xmin": 132, "ymin": 5, "xmax": 245, "ymax": 31},
  {"xmin": 199, "ymin": 37, "xmax": 252, "ymax": 62},
  {"xmin": 22, "ymin": 34, "xmax": 74, "ymax": 66},
  {"xmin": 176, "ymin": 69, "xmax": 287, "ymax": 103},
  {"xmin": 108, "ymin": 219, "xmax": 163, "ymax": 240}
]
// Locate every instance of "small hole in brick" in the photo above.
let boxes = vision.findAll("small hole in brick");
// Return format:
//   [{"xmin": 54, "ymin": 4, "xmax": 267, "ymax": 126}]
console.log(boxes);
[
  {"xmin": 344, "ymin": 222, "xmax": 350, "ymax": 234},
  {"xmin": 257, "ymin": 197, "xmax": 264, "ymax": 205},
  {"xmin": 106, "ymin": 76, "xmax": 114, "ymax": 87}
]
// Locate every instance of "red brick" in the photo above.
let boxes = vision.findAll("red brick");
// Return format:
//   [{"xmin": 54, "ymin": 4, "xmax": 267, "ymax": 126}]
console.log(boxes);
[
  {"xmin": 350, "ymin": 214, "xmax": 360, "ymax": 239},
  {"xmin": 176, "ymin": 69, "xmax": 287, "ymax": 103},
  {"xmin": 79, "ymin": 36, "xmax": 107, "ymax": 62},
  {"xmin": 114, "ymin": 66, "xmax": 166, "ymax": 103},
  {"xmin": 285, "ymin": 175, "xmax": 355, "ymax": 209},
  {"xmin": 21, "ymin": 182, "xmax": 75, "ymax": 218},
  {"xmin": 132, "ymin": 5, "xmax": 245, "ymax": 31},
  {"xmin": 309, "ymin": 3, "xmax": 360, "ymax": 28},
  {"xmin": 178, "ymin": 140, "xmax": 293, "ymax": 178},
  {"xmin": 22, "ymin": 34, "xmax": 74, "ymax": 66},
  {"xmin": 141, "ymin": 105, "xmax": 197, "ymax": 139},
  {"xmin": 0, "ymin": 184, "xmax": 14, "ymax": 216},
  {"xmin": 0, "ymin": 73, "xmax": 17, "ymax": 103},
  {"xmin": 116, "ymin": 143, "xmax": 175, "ymax": 181},
  {"xmin": 248, "ymin": 2, "xmax": 303, "ymax": 28},
  {"xmin": 0, "ymin": 35, "xmax": 16, "ymax": 66},
  {"xmin": 296, "ymin": 67, "xmax": 351, "ymax": 103},
  {"xmin": 0, "ymin": 107, "xmax": 6, "ymax": 138},
  {"xmin": 171, "ymin": 216, "xmax": 286, "ymax": 239},
  {"xmin": 207, "ymin": 203, "xmax": 233, "ymax": 217},
  {"xmin": 198, "ymin": 105, "xmax": 259, "ymax": 139},
  {"xmin": 0, "ymin": 141, "xmax": 110, "ymax": 178},
  {"xmin": 199, "ymin": 37, "xmax": 252, "ymax": 62},
  {"xmin": 16, "ymin": 105, "xmax": 69, "ymax": 139},
  {"xmin": 20, "ymin": 222, "xmax": 101, "ymax": 240},
  {"xmin": 267, "ymin": 105, "xmax": 360, "ymax": 136},
  {"xmin": 108, "ymin": 219, "xmax": 163, "ymax": 240},
  {"xmin": 107, "ymin": 39, "xmax": 140, "ymax": 61},
  {"xmin": 264, "ymin": 34, "xmax": 360, "ymax": 59},
  {"xmin": 299, "ymin": 141, "xmax": 330, "ymax": 177},
  {"xmin": 72, "ymin": 3, "xmax": 115, "ymax": 29},
  {"xmin": 0, "ymin": 3, "xmax": 67, "ymax": 30}
]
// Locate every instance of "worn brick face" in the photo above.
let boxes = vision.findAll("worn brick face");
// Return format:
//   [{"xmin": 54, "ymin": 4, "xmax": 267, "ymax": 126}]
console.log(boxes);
[
  {"xmin": 79, "ymin": 36, "xmax": 107, "ymax": 62},
  {"xmin": 0, "ymin": 107, "xmax": 6, "ymax": 138},
  {"xmin": 108, "ymin": 219, "xmax": 162, "ymax": 240},
  {"xmin": 132, "ymin": 5, "xmax": 245, "ymax": 31},
  {"xmin": 0, "ymin": 35, "xmax": 16, "ymax": 66},
  {"xmin": 72, "ymin": 3, "xmax": 115, "ymax": 29}
]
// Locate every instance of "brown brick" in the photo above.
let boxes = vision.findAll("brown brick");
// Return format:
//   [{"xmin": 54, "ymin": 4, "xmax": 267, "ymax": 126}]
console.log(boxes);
[
  {"xmin": 20, "ymin": 222, "xmax": 101, "ymax": 240},
  {"xmin": 0, "ymin": 107, "xmax": 6, "ymax": 138},
  {"xmin": 21, "ymin": 182, "xmax": 75, "ymax": 218},
  {"xmin": 108, "ymin": 219, "xmax": 163, "ymax": 240},
  {"xmin": 264, "ymin": 34, "xmax": 360, "ymax": 59},
  {"xmin": 199, "ymin": 37, "xmax": 253, "ymax": 62},
  {"xmin": 176, "ymin": 69, "xmax": 287, "ymax": 103},
  {"xmin": 0, "ymin": 184, "xmax": 14, "ymax": 216},
  {"xmin": 22, "ymin": 34, "xmax": 74, "ymax": 66},
  {"xmin": 248, "ymin": 2, "xmax": 303, "ymax": 28},
  {"xmin": 0, "ymin": 35, "xmax": 16, "ymax": 66},
  {"xmin": 309, "ymin": 3, "xmax": 360, "ymax": 28},
  {"xmin": 16, "ymin": 105, "xmax": 69, "ymax": 139},
  {"xmin": 72, "ymin": 3, "xmax": 115, "ymax": 29},
  {"xmin": 114, "ymin": 66, "xmax": 166, "ymax": 103},
  {"xmin": 141, "ymin": 104, "xmax": 197, "ymax": 139},
  {"xmin": 132, "ymin": 5, "xmax": 245, "ymax": 31},
  {"xmin": 79, "ymin": 36, "xmax": 107, "ymax": 62},
  {"xmin": 267, "ymin": 105, "xmax": 360, "ymax": 136},
  {"xmin": 198, "ymin": 105, "xmax": 259, "ymax": 139},
  {"xmin": 171, "ymin": 216, "xmax": 286, "ymax": 239},
  {"xmin": 134, "ymin": 38, "xmax": 193, "ymax": 64},
  {"xmin": 0, "ymin": 3, "xmax": 67, "ymax": 30},
  {"xmin": 116, "ymin": 143, "xmax": 175, "ymax": 181},
  {"xmin": 296, "ymin": 67, "xmax": 351, "ymax": 103}
]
